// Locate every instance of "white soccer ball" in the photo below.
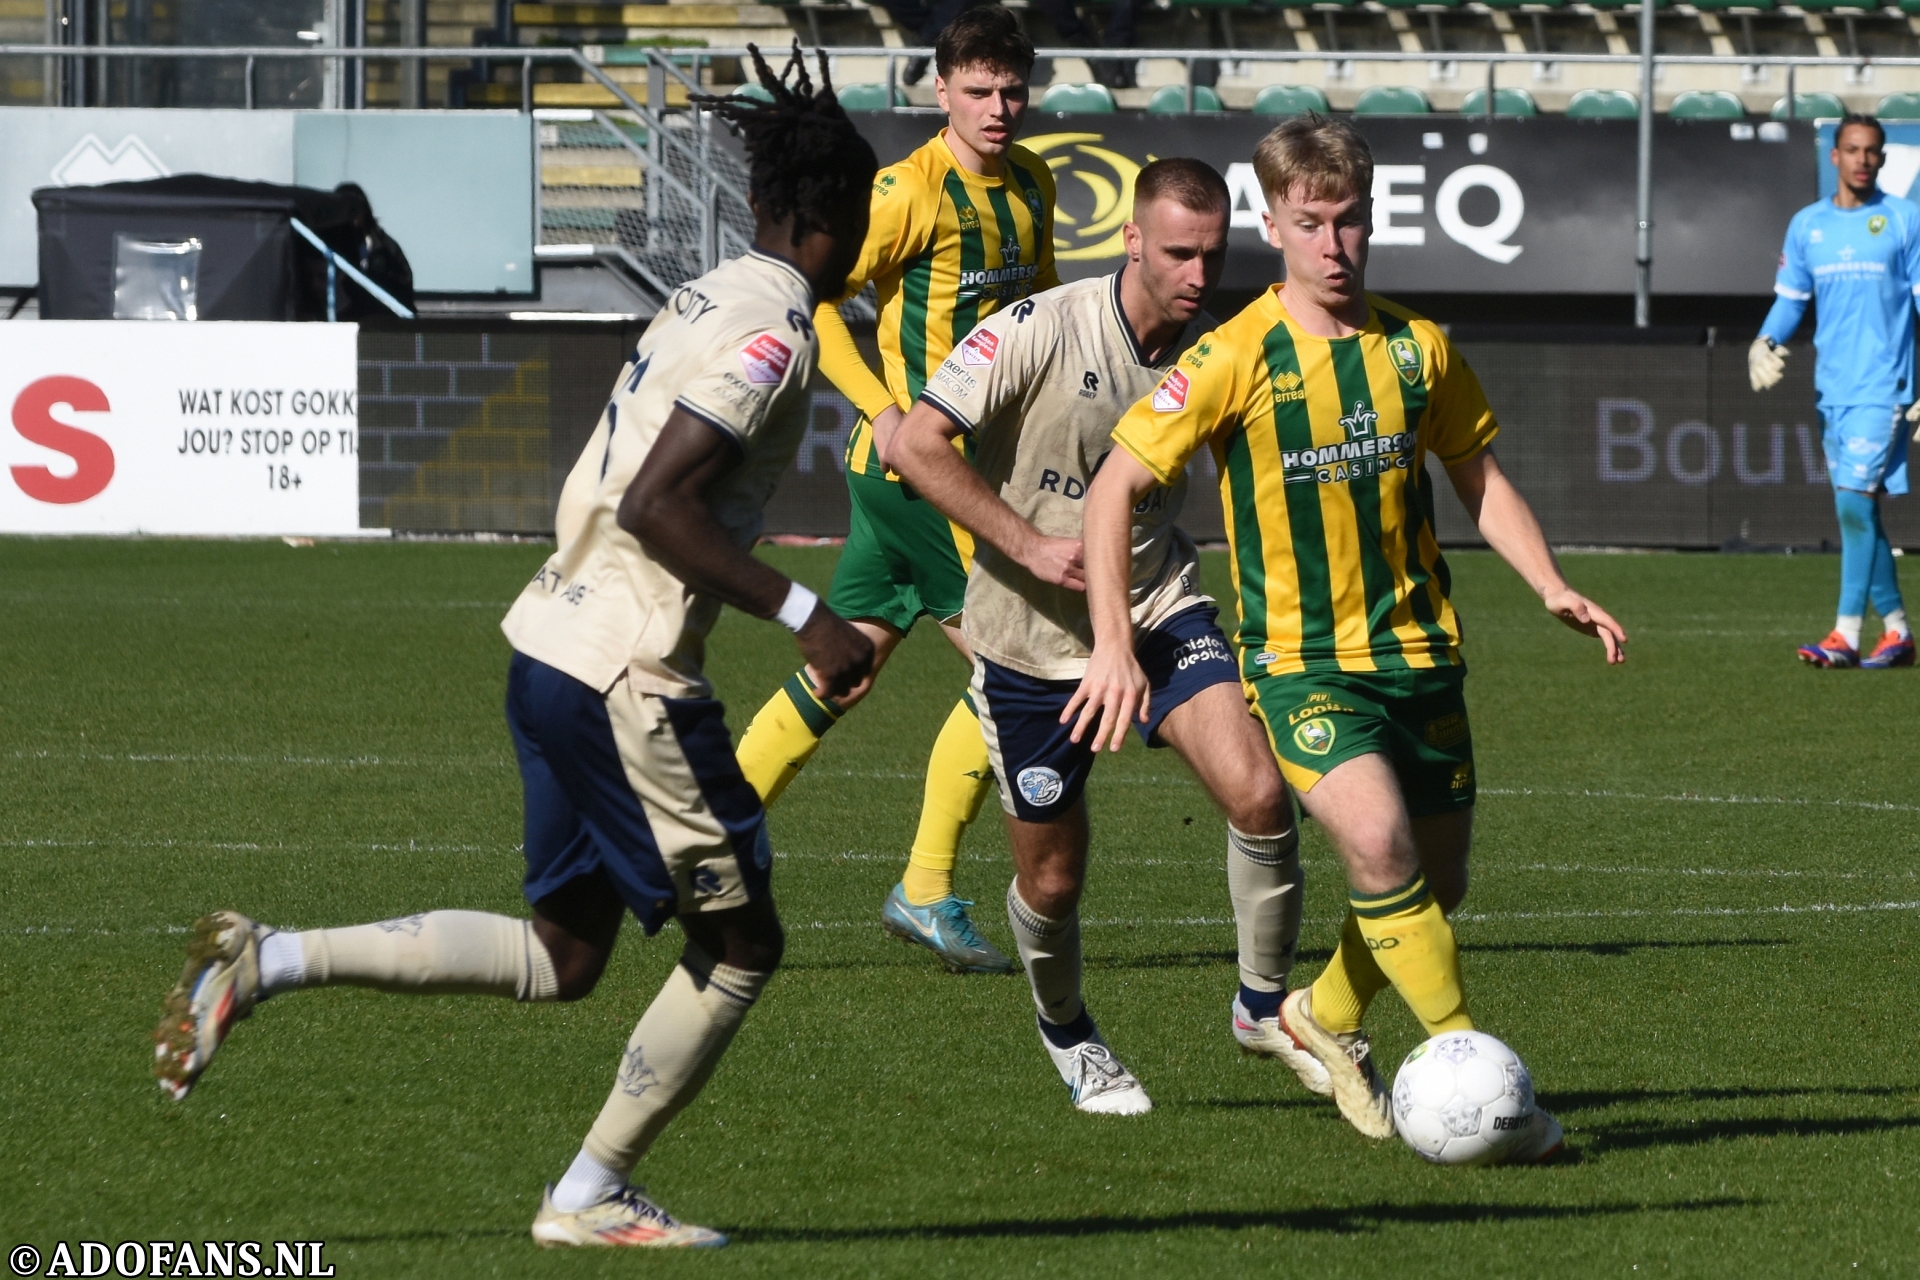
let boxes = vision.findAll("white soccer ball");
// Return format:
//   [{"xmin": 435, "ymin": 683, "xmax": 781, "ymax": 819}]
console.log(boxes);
[{"xmin": 1391, "ymin": 1030, "xmax": 1536, "ymax": 1166}]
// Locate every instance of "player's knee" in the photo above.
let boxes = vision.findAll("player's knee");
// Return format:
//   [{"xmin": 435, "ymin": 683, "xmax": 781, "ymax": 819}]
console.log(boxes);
[
  {"xmin": 1227, "ymin": 769, "xmax": 1288, "ymax": 837},
  {"xmin": 730, "ymin": 920, "xmax": 785, "ymax": 974},
  {"xmin": 550, "ymin": 944, "xmax": 613, "ymax": 1002},
  {"xmin": 1023, "ymin": 867, "xmax": 1083, "ymax": 918}
]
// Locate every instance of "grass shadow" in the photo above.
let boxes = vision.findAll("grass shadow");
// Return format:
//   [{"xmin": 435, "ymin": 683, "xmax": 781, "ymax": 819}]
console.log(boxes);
[
  {"xmin": 1582, "ymin": 1113, "xmax": 1920, "ymax": 1155},
  {"xmin": 728, "ymin": 1197, "xmax": 1752, "ymax": 1244},
  {"xmin": 1462, "ymin": 939, "xmax": 1790, "ymax": 958},
  {"xmin": 1549, "ymin": 1083, "xmax": 1920, "ymax": 1112}
]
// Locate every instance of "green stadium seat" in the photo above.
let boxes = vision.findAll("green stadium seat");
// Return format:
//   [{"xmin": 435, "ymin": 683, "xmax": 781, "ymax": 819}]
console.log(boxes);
[
  {"xmin": 1668, "ymin": 90, "xmax": 1745, "ymax": 120},
  {"xmin": 1252, "ymin": 84, "xmax": 1331, "ymax": 116},
  {"xmin": 1795, "ymin": 0, "xmax": 1872, "ymax": 10},
  {"xmin": 1771, "ymin": 92, "xmax": 1847, "ymax": 120},
  {"xmin": 1691, "ymin": 0, "xmax": 1772, "ymax": 9},
  {"xmin": 837, "ymin": 83, "xmax": 908, "ymax": 111},
  {"xmin": 733, "ymin": 82, "xmax": 774, "ymax": 102},
  {"xmin": 1353, "ymin": 86, "xmax": 1431, "ymax": 116},
  {"xmin": 1566, "ymin": 88, "xmax": 1640, "ymax": 119},
  {"xmin": 1877, "ymin": 92, "xmax": 1920, "ymax": 119},
  {"xmin": 1581, "ymin": 0, "xmax": 1671, "ymax": 8},
  {"xmin": 1040, "ymin": 82, "xmax": 1117, "ymax": 113},
  {"xmin": 1459, "ymin": 87, "xmax": 1538, "ymax": 117},
  {"xmin": 1146, "ymin": 84, "xmax": 1225, "ymax": 113},
  {"xmin": 1898, "ymin": 0, "xmax": 1920, "ymax": 14}
]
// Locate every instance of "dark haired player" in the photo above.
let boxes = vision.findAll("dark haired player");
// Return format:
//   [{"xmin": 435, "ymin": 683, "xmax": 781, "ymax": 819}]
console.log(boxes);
[
  {"xmin": 1753, "ymin": 112, "xmax": 1916, "ymax": 669},
  {"xmin": 888, "ymin": 160, "xmax": 1331, "ymax": 1112},
  {"xmin": 734, "ymin": 5, "xmax": 1059, "ymax": 973},
  {"xmin": 152, "ymin": 48, "xmax": 878, "ymax": 1249}
]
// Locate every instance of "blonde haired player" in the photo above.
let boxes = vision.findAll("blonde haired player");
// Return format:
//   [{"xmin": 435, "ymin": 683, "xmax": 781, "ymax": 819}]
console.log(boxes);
[
  {"xmin": 152, "ymin": 50, "xmax": 878, "ymax": 1247},
  {"xmin": 888, "ymin": 159, "xmax": 1329, "ymax": 1112},
  {"xmin": 732, "ymin": 6, "xmax": 1059, "ymax": 973},
  {"xmin": 1076, "ymin": 115, "xmax": 1627, "ymax": 1159}
]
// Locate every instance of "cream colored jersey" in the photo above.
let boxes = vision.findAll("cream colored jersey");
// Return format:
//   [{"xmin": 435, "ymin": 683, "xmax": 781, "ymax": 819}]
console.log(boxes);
[
  {"xmin": 501, "ymin": 250, "xmax": 819, "ymax": 697},
  {"xmin": 920, "ymin": 272, "xmax": 1211, "ymax": 680}
]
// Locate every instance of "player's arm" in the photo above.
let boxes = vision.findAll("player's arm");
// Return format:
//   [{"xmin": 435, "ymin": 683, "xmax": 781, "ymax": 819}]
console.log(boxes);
[
  {"xmin": 1753, "ymin": 216, "xmax": 1812, "ymax": 392},
  {"xmin": 888, "ymin": 401, "xmax": 1085, "ymax": 589},
  {"xmin": 1065, "ymin": 354, "xmax": 1227, "ymax": 750},
  {"xmin": 1445, "ymin": 448, "xmax": 1626, "ymax": 665},
  {"xmin": 813, "ymin": 162, "xmax": 933, "ymax": 455},
  {"xmin": 1069, "ymin": 445, "xmax": 1162, "ymax": 752}
]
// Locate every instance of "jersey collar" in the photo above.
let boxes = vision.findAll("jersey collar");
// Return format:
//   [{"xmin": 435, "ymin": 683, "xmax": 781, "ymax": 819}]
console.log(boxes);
[
  {"xmin": 1105, "ymin": 267, "xmax": 1149, "ymax": 366},
  {"xmin": 934, "ymin": 130, "xmax": 1008, "ymax": 188},
  {"xmin": 745, "ymin": 247, "xmax": 816, "ymax": 306}
]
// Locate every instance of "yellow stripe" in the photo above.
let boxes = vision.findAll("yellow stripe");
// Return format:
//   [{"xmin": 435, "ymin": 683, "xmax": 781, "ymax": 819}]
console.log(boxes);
[
  {"xmin": 1245, "ymin": 370, "xmax": 1303, "ymax": 665},
  {"xmin": 1359, "ymin": 332, "xmax": 1428, "ymax": 660}
]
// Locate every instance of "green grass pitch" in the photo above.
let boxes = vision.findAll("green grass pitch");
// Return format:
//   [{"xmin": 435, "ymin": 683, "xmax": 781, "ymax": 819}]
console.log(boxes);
[{"xmin": 2, "ymin": 537, "xmax": 1916, "ymax": 1278}]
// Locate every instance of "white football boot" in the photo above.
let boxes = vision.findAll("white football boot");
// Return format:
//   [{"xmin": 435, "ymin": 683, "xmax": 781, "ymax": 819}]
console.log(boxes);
[
  {"xmin": 1279, "ymin": 988, "xmax": 1394, "ymax": 1139},
  {"xmin": 1039, "ymin": 1018, "xmax": 1152, "ymax": 1115},
  {"xmin": 1232, "ymin": 996, "xmax": 1332, "ymax": 1097},
  {"xmin": 1497, "ymin": 1108, "xmax": 1567, "ymax": 1165},
  {"xmin": 531, "ymin": 1185, "xmax": 727, "ymax": 1248},
  {"xmin": 153, "ymin": 911, "xmax": 270, "ymax": 1100}
]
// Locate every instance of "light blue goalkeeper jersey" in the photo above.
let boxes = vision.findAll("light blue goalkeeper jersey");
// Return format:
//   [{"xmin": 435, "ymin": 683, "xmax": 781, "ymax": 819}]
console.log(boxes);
[{"xmin": 1759, "ymin": 190, "xmax": 1920, "ymax": 408}]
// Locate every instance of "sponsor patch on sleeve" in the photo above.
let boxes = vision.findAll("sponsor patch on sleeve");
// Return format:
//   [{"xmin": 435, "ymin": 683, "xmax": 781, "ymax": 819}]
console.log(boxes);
[
  {"xmin": 1152, "ymin": 368, "xmax": 1190, "ymax": 413},
  {"xmin": 960, "ymin": 330, "xmax": 1006, "ymax": 370},
  {"xmin": 738, "ymin": 333, "xmax": 794, "ymax": 385},
  {"xmin": 960, "ymin": 330, "xmax": 1000, "ymax": 367}
]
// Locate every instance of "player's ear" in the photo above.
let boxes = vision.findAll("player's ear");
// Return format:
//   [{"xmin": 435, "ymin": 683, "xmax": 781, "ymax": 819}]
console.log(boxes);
[{"xmin": 1260, "ymin": 207, "xmax": 1282, "ymax": 252}]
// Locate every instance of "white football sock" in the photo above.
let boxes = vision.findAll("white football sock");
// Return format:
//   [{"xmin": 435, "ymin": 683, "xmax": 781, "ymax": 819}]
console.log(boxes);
[
  {"xmin": 550, "ymin": 1149, "xmax": 629, "ymax": 1213},
  {"xmin": 261, "ymin": 911, "xmax": 558, "ymax": 1001},
  {"xmin": 1226, "ymin": 823, "xmax": 1302, "ymax": 996},
  {"xmin": 1883, "ymin": 608, "xmax": 1909, "ymax": 640},
  {"xmin": 1836, "ymin": 615, "xmax": 1863, "ymax": 649},
  {"xmin": 1006, "ymin": 880, "xmax": 1083, "ymax": 1027},
  {"xmin": 581, "ymin": 945, "xmax": 770, "ymax": 1177}
]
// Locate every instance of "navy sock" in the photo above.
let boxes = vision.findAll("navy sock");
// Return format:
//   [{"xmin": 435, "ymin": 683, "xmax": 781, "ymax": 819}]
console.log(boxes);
[
  {"xmin": 1037, "ymin": 1009, "xmax": 1097, "ymax": 1049},
  {"xmin": 1239, "ymin": 983, "xmax": 1284, "ymax": 1021}
]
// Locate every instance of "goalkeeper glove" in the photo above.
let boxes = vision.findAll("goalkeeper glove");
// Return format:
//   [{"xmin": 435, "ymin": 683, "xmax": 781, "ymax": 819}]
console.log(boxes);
[{"xmin": 1748, "ymin": 337, "xmax": 1787, "ymax": 392}]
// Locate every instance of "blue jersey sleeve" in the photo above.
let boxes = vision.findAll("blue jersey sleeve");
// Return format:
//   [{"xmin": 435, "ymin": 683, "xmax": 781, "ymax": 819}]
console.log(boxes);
[
  {"xmin": 1761, "ymin": 211, "xmax": 1813, "ymax": 344},
  {"xmin": 1903, "ymin": 201, "xmax": 1920, "ymax": 312}
]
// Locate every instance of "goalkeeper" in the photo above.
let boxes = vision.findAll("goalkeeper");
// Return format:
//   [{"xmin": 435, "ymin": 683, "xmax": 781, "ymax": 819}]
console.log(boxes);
[{"xmin": 1752, "ymin": 112, "xmax": 1915, "ymax": 669}]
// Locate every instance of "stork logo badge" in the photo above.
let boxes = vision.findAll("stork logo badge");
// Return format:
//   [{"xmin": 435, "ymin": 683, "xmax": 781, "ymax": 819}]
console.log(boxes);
[
  {"xmin": 1152, "ymin": 369, "xmax": 1190, "ymax": 413},
  {"xmin": 738, "ymin": 333, "xmax": 792, "ymax": 385},
  {"xmin": 961, "ymin": 331, "xmax": 999, "ymax": 366},
  {"xmin": 51, "ymin": 134, "xmax": 168, "ymax": 187}
]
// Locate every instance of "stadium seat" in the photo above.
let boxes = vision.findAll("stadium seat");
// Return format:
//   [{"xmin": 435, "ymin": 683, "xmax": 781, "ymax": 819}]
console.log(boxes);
[
  {"xmin": 1668, "ymin": 90, "xmax": 1745, "ymax": 120},
  {"xmin": 733, "ymin": 82, "xmax": 775, "ymax": 102},
  {"xmin": 1353, "ymin": 86, "xmax": 1431, "ymax": 115},
  {"xmin": 1146, "ymin": 84, "xmax": 1225, "ymax": 113},
  {"xmin": 1252, "ymin": 84, "xmax": 1331, "ymax": 116},
  {"xmin": 1039, "ymin": 82, "xmax": 1117, "ymax": 113},
  {"xmin": 1459, "ymin": 87, "xmax": 1538, "ymax": 117},
  {"xmin": 1771, "ymin": 92, "xmax": 1847, "ymax": 120},
  {"xmin": 1878, "ymin": 92, "xmax": 1920, "ymax": 119},
  {"xmin": 837, "ymin": 83, "xmax": 908, "ymax": 111},
  {"xmin": 1566, "ymin": 88, "xmax": 1640, "ymax": 119}
]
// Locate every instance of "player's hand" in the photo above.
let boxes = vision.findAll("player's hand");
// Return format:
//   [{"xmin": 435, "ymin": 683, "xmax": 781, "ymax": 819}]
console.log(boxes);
[
  {"xmin": 795, "ymin": 604, "xmax": 874, "ymax": 701},
  {"xmin": 1019, "ymin": 534, "xmax": 1087, "ymax": 592},
  {"xmin": 1061, "ymin": 643, "xmax": 1150, "ymax": 753},
  {"xmin": 1748, "ymin": 337, "xmax": 1787, "ymax": 392},
  {"xmin": 1543, "ymin": 587, "xmax": 1628, "ymax": 665},
  {"xmin": 870, "ymin": 404, "xmax": 907, "ymax": 472}
]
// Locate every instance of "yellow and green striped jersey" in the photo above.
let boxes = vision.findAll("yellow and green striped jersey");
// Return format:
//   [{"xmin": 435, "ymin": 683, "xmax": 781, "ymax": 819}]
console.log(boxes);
[
  {"xmin": 1111, "ymin": 289, "xmax": 1499, "ymax": 678},
  {"xmin": 816, "ymin": 130, "xmax": 1059, "ymax": 480}
]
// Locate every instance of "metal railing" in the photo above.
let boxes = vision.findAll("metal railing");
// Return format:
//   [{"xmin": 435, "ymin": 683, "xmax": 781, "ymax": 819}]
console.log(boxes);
[{"xmin": 5, "ymin": 40, "xmax": 1907, "ymax": 323}]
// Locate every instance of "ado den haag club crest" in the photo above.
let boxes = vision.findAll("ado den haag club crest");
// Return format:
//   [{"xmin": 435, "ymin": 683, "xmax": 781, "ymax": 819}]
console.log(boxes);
[{"xmin": 1387, "ymin": 335, "xmax": 1424, "ymax": 386}]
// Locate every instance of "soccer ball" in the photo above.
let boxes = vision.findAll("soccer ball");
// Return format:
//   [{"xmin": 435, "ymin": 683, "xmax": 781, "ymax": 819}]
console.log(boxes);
[{"xmin": 1391, "ymin": 1030, "xmax": 1536, "ymax": 1166}]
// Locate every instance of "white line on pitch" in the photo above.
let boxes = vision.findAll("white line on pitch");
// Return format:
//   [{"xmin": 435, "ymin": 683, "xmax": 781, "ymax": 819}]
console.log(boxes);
[
  {"xmin": 5, "ymin": 749, "xmax": 509, "ymax": 769},
  {"xmin": 1480, "ymin": 787, "xmax": 1920, "ymax": 815}
]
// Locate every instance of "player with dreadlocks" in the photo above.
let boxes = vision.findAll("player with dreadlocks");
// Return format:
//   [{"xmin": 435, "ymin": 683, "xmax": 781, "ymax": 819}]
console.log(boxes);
[{"xmin": 152, "ymin": 46, "xmax": 878, "ymax": 1250}]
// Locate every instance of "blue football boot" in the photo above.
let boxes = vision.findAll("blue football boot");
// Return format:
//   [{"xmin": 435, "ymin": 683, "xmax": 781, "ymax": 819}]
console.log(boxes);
[
  {"xmin": 1861, "ymin": 631, "xmax": 1916, "ymax": 669},
  {"xmin": 881, "ymin": 883, "xmax": 1014, "ymax": 974},
  {"xmin": 1797, "ymin": 630, "xmax": 1858, "ymax": 668}
]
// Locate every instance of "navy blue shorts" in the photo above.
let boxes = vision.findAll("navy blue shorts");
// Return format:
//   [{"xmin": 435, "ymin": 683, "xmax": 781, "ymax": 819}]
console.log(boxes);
[
  {"xmin": 505, "ymin": 651, "xmax": 772, "ymax": 935},
  {"xmin": 972, "ymin": 605, "xmax": 1240, "ymax": 822}
]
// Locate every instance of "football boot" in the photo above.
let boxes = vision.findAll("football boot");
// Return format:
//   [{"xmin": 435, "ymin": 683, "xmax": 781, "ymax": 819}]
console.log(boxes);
[
  {"xmin": 531, "ymin": 1185, "xmax": 726, "ymax": 1248},
  {"xmin": 154, "ymin": 911, "xmax": 268, "ymax": 1100},
  {"xmin": 881, "ymin": 883, "xmax": 1014, "ymax": 974},
  {"xmin": 1497, "ymin": 1108, "xmax": 1568, "ymax": 1165},
  {"xmin": 1861, "ymin": 631, "xmax": 1916, "ymax": 669},
  {"xmin": 1797, "ymin": 630, "xmax": 1859, "ymax": 668},
  {"xmin": 1232, "ymin": 995, "xmax": 1333, "ymax": 1096},
  {"xmin": 1279, "ymin": 988, "xmax": 1395, "ymax": 1139},
  {"xmin": 1039, "ymin": 1018, "xmax": 1152, "ymax": 1115}
]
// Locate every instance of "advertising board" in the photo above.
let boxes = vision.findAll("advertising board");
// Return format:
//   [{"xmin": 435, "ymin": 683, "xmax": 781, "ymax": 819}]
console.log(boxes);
[{"xmin": 0, "ymin": 322, "xmax": 363, "ymax": 536}]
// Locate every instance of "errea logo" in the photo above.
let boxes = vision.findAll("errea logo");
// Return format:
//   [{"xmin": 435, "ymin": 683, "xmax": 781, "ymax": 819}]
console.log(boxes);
[{"xmin": 1272, "ymin": 371, "xmax": 1305, "ymax": 404}]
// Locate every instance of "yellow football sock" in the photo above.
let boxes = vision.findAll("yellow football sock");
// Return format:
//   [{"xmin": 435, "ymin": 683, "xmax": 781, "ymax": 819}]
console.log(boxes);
[
  {"xmin": 1308, "ymin": 910, "xmax": 1393, "ymax": 1035},
  {"xmin": 900, "ymin": 695, "xmax": 993, "ymax": 906},
  {"xmin": 735, "ymin": 672, "xmax": 842, "ymax": 807},
  {"xmin": 1350, "ymin": 873, "xmax": 1473, "ymax": 1035}
]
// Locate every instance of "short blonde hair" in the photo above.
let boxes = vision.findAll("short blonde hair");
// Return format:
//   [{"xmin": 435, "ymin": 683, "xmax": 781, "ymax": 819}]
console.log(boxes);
[{"xmin": 1252, "ymin": 114, "xmax": 1373, "ymax": 207}]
